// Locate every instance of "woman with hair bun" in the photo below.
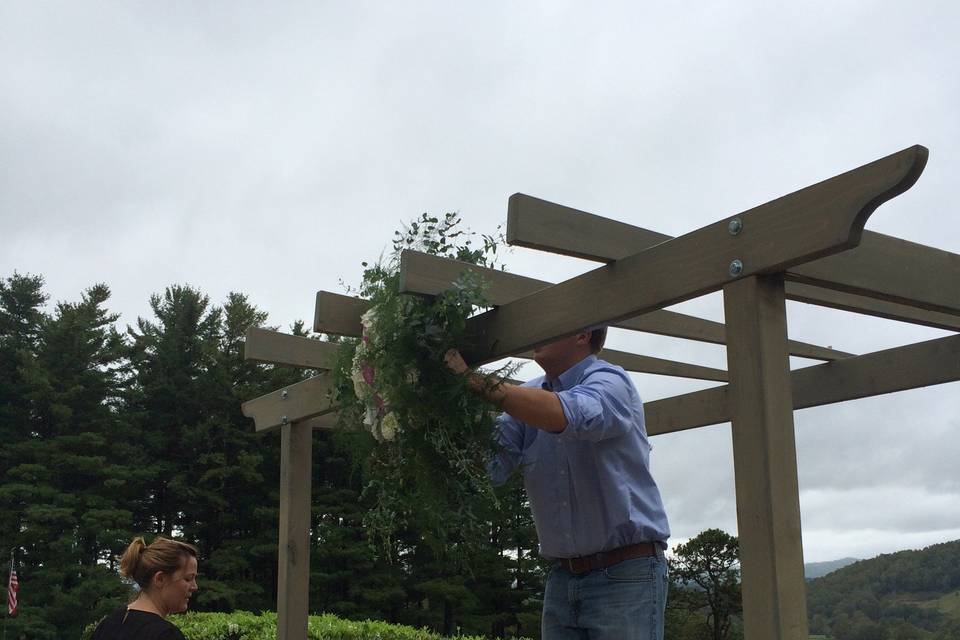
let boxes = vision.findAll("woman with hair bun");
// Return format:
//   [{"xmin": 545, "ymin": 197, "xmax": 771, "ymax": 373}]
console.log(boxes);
[{"xmin": 90, "ymin": 536, "xmax": 199, "ymax": 640}]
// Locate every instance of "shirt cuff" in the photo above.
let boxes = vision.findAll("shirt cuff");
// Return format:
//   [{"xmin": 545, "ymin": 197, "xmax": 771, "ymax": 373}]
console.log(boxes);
[{"xmin": 555, "ymin": 389, "xmax": 603, "ymax": 441}]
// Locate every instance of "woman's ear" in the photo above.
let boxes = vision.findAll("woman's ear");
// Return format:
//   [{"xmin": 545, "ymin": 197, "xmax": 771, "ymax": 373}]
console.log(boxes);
[{"xmin": 151, "ymin": 570, "xmax": 167, "ymax": 589}]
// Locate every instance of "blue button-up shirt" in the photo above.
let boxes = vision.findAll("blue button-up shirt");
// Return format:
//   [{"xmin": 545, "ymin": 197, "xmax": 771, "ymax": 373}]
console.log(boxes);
[{"xmin": 489, "ymin": 354, "xmax": 670, "ymax": 559}]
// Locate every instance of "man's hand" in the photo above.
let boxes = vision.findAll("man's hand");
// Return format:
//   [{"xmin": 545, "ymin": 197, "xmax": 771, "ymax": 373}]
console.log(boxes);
[
  {"xmin": 444, "ymin": 348, "xmax": 566, "ymax": 433},
  {"xmin": 444, "ymin": 348, "xmax": 469, "ymax": 376}
]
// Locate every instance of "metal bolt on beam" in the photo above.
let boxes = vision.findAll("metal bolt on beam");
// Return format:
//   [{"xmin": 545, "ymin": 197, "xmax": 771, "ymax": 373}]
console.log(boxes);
[
  {"xmin": 728, "ymin": 217, "xmax": 743, "ymax": 235},
  {"xmin": 729, "ymin": 259, "xmax": 744, "ymax": 277}
]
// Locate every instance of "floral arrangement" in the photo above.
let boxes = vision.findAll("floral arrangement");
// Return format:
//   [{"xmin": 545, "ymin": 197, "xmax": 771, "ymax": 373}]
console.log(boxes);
[
  {"xmin": 330, "ymin": 212, "xmax": 517, "ymax": 555},
  {"xmin": 350, "ymin": 305, "xmax": 406, "ymax": 442}
]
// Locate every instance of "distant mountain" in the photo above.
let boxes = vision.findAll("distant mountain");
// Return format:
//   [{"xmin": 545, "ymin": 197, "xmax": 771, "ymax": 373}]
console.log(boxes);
[
  {"xmin": 806, "ymin": 539, "xmax": 960, "ymax": 638},
  {"xmin": 804, "ymin": 557, "xmax": 859, "ymax": 580}
]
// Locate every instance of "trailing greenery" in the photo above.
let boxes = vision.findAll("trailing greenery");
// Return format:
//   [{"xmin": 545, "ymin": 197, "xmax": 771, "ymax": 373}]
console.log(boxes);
[
  {"xmin": 330, "ymin": 213, "xmax": 518, "ymax": 556},
  {"xmin": 81, "ymin": 610, "xmax": 530, "ymax": 640}
]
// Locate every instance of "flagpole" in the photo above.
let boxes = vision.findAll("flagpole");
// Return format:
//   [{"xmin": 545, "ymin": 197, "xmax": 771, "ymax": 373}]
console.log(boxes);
[{"xmin": 3, "ymin": 548, "xmax": 13, "ymax": 640}]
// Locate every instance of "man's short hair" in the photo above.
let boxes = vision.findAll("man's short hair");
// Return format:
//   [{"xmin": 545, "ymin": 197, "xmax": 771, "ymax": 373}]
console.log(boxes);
[{"xmin": 589, "ymin": 327, "xmax": 607, "ymax": 354}]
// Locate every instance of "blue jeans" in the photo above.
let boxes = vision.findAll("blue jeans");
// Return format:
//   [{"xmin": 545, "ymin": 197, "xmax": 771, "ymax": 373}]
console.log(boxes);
[{"xmin": 542, "ymin": 550, "xmax": 668, "ymax": 640}]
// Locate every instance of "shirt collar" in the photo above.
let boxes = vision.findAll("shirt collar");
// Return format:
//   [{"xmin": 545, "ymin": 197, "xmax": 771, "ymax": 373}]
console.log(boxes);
[{"xmin": 546, "ymin": 354, "xmax": 597, "ymax": 392}]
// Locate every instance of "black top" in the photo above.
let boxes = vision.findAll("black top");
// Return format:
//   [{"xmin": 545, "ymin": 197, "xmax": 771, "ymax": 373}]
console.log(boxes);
[{"xmin": 90, "ymin": 607, "xmax": 187, "ymax": 640}]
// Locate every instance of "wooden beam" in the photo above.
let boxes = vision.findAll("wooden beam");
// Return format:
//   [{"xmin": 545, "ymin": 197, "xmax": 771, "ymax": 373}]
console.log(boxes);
[
  {"xmin": 314, "ymin": 290, "xmax": 369, "ymax": 335},
  {"xmin": 242, "ymin": 373, "xmax": 335, "ymax": 433},
  {"xmin": 276, "ymin": 422, "xmax": 312, "ymax": 640},
  {"xmin": 288, "ymin": 332, "xmax": 960, "ymax": 435},
  {"xmin": 399, "ymin": 250, "xmax": 852, "ymax": 360},
  {"xmin": 245, "ymin": 327, "xmax": 339, "ymax": 369},
  {"xmin": 570, "ymin": 348, "xmax": 728, "ymax": 381},
  {"xmin": 303, "ymin": 413, "xmax": 343, "ymax": 430},
  {"xmin": 785, "ymin": 281, "xmax": 960, "ymax": 332},
  {"xmin": 312, "ymin": 288, "xmax": 728, "ymax": 380},
  {"xmin": 644, "ymin": 332, "xmax": 960, "ymax": 435},
  {"xmin": 461, "ymin": 146, "xmax": 926, "ymax": 364},
  {"xmin": 645, "ymin": 384, "xmax": 729, "ymax": 436},
  {"xmin": 785, "ymin": 230, "xmax": 960, "ymax": 316},
  {"xmin": 507, "ymin": 167, "xmax": 960, "ymax": 330},
  {"xmin": 723, "ymin": 275, "xmax": 808, "ymax": 639},
  {"xmin": 506, "ymin": 194, "xmax": 671, "ymax": 260},
  {"xmin": 515, "ymin": 347, "xmax": 728, "ymax": 381}
]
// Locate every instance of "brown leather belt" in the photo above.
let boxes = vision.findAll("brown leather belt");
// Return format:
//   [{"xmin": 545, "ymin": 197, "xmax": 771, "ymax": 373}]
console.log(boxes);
[{"xmin": 557, "ymin": 542, "xmax": 661, "ymax": 575}]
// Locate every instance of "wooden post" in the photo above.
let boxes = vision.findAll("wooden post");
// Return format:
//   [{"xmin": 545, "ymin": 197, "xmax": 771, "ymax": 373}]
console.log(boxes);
[
  {"xmin": 277, "ymin": 422, "xmax": 312, "ymax": 640},
  {"xmin": 723, "ymin": 275, "xmax": 808, "ymax": 640}
]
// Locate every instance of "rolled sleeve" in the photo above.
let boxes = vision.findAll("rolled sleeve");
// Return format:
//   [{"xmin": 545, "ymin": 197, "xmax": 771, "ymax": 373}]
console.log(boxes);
[{"xmin": 556, "ymin": 369, "xmax": 636, "ymax": 442}]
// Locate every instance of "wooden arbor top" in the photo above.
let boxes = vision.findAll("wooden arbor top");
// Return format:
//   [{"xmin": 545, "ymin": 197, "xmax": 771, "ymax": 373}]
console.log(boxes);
[
  {"xmin": 241, "ymin": 144, "xmax": 960, "ymax": 640},
  {"xmin": 243, "ymin": 144, "xmax": 957, "ymax": 436}
]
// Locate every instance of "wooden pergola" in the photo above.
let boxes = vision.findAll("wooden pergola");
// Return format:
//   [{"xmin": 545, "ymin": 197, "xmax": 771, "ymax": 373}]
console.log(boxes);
[{"xmin": 242, "ymin": 144, "xmax": 960, "ymax": 640}]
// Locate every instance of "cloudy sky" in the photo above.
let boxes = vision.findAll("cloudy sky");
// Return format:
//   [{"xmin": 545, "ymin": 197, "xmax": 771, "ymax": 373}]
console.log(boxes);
[{"xmin": 2, "ymin": 1, "xmax": 958, "ymax": 563}]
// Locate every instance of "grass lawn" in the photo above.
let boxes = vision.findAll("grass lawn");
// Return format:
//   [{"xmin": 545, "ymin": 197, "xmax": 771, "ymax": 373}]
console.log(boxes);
[{"xmin": 917, "ymin": 589, "xmax": 960, "ymax": 618}]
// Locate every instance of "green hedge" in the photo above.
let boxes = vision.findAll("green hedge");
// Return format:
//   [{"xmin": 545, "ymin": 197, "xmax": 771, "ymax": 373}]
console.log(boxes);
[{"xmin": 82, "ymin": 610, "xmax": 527, "ymax": 640}]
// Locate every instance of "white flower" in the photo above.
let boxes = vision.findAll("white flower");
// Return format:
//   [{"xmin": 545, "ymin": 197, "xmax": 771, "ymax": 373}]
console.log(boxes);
[
  {"xmin": 364, "ymin": 407, "xmax": 379, "ymax": 429},
  {"xmin": 351, "ymin": 365, "xmax": 368, "ymax": 399},
  {"xmin": 361, "ymin": 308, "xmax": 379, "ymax": 333},
  {"xmin": 380, "ymin": 412, "xmax": 399, "ymax": 441}
]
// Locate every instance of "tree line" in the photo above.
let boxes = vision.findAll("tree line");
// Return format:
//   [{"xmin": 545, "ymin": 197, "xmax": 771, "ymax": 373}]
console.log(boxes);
[
  {"xmin": 0, "ymin": 272, "xmax": 755, "ymax": 640},
  {"xmin": 806, "ymin": 539, "xmax": 960, "ymax": 640},
  {"xmin": 0, "ymin": 272, "xmax": 545, "ymax": 639}
]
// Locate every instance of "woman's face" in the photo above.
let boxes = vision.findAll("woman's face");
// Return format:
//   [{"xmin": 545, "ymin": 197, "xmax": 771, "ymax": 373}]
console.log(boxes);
[{"xmin": 156, "ymin": 555, "xmax": 198, "ymax": 615}]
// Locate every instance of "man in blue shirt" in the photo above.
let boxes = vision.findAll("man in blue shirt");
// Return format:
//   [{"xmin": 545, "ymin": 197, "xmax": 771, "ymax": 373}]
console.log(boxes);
[{"xmin": 445, "ymin": 327, "xmax": 670, "ymax": 640}]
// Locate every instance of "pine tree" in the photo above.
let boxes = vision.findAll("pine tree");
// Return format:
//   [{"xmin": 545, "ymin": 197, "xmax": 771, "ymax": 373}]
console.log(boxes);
[
  {"xmin": 0, "ymin": 273, "xmax": 47, "ymax": 446},
  {"xmin": 671, "ymin": 528, "xmax": 743, "ymax": 640},
  {"xmin": 125, "ymin": 287, "xmax": 306, "ymax": 614},
  {"xmin": 180, "ymin": 294, "xmax": 302, "ymax": 612},
  {"xmin": 126, "ymin": 285, "xmax": 223, "ymax": 538},
  {"xmin": 0, "ymin": 279, "xmax": 132, "ymax": 639}
]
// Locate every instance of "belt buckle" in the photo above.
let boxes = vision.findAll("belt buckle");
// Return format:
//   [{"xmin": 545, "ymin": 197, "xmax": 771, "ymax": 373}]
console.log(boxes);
[{"xmin": 562, "ymin": 556, "xmax": 586, "ymax": 575}]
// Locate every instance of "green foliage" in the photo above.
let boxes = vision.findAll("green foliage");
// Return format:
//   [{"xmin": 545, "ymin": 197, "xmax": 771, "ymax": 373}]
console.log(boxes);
[
  {"xmin": 670, "ymin": 528, "xmax": 742, "ymax": 640},
  {"xmin": 0, "ymin": 264, "xmax": 543, "ymax": 639},
  {"xmin": 0, "ymin": 276, "xmax": 134, "ymax": 639},
  {"xmin": 0, "ymin": 276, "xmax": 300, "ymax": 637},
  {"xmin": 330, "ymin": 213, "xmax": 517, "ymax": 556},
  {"xmin": 81, "ymin": 610, "xmax": 528, "ymax": 640}
]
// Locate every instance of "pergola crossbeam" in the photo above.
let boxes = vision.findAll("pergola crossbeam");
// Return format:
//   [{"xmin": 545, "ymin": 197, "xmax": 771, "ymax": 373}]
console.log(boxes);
[
  {"xmin": 460, "ymin": 146, "xmax": 926, "ymax": 364},
  {"xmin": 245, "ymin": 327, "xmax": 339, "ymax": 369},
  {"xmin": 241, "ymin": 373, "xmax": 335, "ymax": 433},
  {"xmin": 506, "ymin": 170, "xmax": 960, "ymax": 329},
  {"xmin": 644, "ymin": 332, "xmax": 960, "ymax": 435},
  {"xmin": 313, "ymin": 291, "xmax": 730, "ymax": 380},
  {"xmin": 523, "ymin": 347, "xmax": 728, "ymax": 381},
  {"xmin": 784, "ymin": 230, "xmax": 960, "ymax": 315},
  {"xmin": 785, "ymin": 281, "xmax": 960, "ymax": 332},
  {"xmin": 398, "ymin": 250, "xmax": 851, "ymax": 360},
  {"xmin": 283, "ymin": 331, "xmax": 960, "ymax": 435}
]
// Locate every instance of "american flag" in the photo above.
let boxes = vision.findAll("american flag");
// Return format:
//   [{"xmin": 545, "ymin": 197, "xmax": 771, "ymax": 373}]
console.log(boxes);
[{"xmin": 6, "ymin": 565, "xmax": 17, "ymax": 617}]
